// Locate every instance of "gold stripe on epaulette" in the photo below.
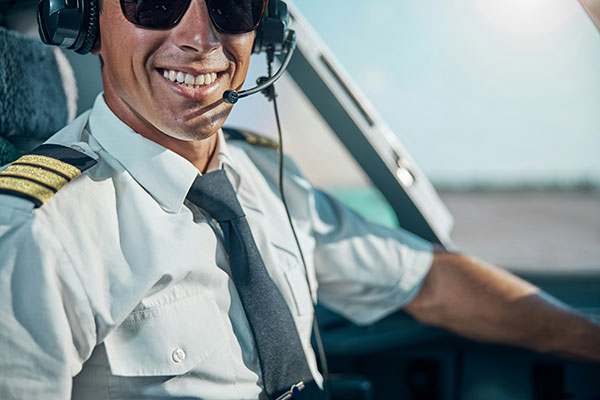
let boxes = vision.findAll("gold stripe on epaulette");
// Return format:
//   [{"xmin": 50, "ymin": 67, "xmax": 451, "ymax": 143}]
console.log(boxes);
[
  {"xmin": 241, "ymin": 131, "xmax": 278, "ymax": 148},
  {"xmin": 0, "ymin": 176, "xmax": 55, "ymax": 204},
  {"xmin": 17, "ymin": 154, "xmax": 81, "ymax": 180},
  {"xmin": 227, "ymin": 128, "xmax": 279, "ymax": 149},
  {"xmin": 1, "ymin": 164, "xmax": 68, "ymax": 191},
  {"xmin": 258, "ymin": 137, "xmax": 277, "ymax": 148}
]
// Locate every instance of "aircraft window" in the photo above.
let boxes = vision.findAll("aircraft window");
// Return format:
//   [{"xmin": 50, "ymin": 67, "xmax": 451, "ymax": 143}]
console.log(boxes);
[
  {"xmin": 238, "ymin": 0, "xmax": 600, "ymax": 273},
  {"xmin": 296, "ymin": 0, "xmax": 600, "ymax": 190},
  {"xmin": 225, "ymin": 56, "xmax": 402, "ymax": 230}
]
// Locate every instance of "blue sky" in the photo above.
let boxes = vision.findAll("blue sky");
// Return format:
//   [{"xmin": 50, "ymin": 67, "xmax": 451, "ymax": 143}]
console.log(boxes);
[{"xmin": 290, "ymin": 0, "xmax": 600, "ymax": 187}]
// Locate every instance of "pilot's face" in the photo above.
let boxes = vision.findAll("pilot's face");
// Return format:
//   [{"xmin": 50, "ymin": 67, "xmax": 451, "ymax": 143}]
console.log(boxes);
[{"xmin": 97, "ymin": 0, "xmax": 254, "ymax": 141}]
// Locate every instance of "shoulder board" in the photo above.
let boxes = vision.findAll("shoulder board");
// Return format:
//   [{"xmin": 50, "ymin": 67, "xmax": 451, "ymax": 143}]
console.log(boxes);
[
  {"xmin": 223, "ymin": 127, "xmax": 279, "ymax": 149},
  {"xmin": 0, "ymin": 144, "xmax": 97, "ymax": 208}
]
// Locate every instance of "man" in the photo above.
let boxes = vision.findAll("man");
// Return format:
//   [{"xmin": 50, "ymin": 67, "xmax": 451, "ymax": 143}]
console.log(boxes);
[{"xmin": 0, "ymin": 0, "xmax": 599, "ymax": 399}]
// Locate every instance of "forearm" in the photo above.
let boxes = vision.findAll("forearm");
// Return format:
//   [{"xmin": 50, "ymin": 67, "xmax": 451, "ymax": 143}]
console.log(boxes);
[{"xmin": 404, "ymin": 251, "xmax": 600, "ymax": 362}]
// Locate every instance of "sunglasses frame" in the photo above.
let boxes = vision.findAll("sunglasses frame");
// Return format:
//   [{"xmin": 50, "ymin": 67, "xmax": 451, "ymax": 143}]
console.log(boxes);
[{"xmin": 119, "ymin": 0, "xmax": 269, "ymax": 34}]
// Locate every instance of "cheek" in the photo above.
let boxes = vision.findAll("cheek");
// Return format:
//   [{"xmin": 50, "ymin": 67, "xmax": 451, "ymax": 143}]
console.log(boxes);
[
  {"xmin": 225, "ymin": 33, "xmax": 254, "ymax": 85},
  {"xmin": 99, "ymin": 5, "xmax": 160, "ymax": 76},
  {"xmin": 103, "ymin": 33, "xmax": 161, "ymax": 98}
]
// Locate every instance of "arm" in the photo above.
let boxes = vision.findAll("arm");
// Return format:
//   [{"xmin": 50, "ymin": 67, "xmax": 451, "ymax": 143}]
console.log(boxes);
[
  {"xmin": 404, "ymin": 251, "xmax": 600, "ymax": 362},
  {"xmin": 0, "ymin": 211, "xmax": 95, "ymax": 399}
]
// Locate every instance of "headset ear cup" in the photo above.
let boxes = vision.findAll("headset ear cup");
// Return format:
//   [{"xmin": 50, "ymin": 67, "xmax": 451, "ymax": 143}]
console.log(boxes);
[
  {"xmin": 252, "ymin": 0, "xmax": 289, "ymax": 55},
  {"xmin": 75, "ymin": 0, "xmax": 98, "ymax": 54}
]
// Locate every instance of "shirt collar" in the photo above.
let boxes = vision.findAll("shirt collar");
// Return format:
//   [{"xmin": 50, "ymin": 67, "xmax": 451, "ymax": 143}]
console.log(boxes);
[
  {"xmin": 213, "ymin": 129, "xmax": 242, "ymax": 190},
  {"xmin": 88, "ymin": 94, "xmax": 240, "ymax": 213}
]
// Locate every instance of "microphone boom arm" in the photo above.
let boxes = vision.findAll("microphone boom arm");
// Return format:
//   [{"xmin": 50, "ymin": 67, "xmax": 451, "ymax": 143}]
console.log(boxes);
[{"xmin": 223, "ymin": 30, "xmax": 297, "ymax": 104}]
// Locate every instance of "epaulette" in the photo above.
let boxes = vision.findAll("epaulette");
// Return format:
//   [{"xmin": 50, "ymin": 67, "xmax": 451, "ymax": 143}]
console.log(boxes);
[
  {"xmin": 0, "ymin": 144, "xmax": 97, "ymax": 208},
  {"xmin": 223, "ymin": 127, "xmax": 279, "ymax": 149}
]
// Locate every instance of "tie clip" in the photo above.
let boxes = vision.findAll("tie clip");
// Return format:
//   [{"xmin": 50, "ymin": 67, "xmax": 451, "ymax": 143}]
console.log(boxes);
[{"xmin": 275, "ymin": 381, "xmax": 305, "ymax": 400}]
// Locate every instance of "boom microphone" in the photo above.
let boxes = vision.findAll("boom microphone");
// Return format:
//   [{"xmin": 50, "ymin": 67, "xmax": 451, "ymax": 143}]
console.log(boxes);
[{"xmin": 223, "ymin": 30, "xmax": 296, "ymax": 104}]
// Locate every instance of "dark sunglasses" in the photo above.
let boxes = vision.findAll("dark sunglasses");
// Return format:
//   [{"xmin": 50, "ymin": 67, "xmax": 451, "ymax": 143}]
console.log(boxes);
[{"xmin": 120, "ymin": 0, "xmax": 268, "ymax": 34}]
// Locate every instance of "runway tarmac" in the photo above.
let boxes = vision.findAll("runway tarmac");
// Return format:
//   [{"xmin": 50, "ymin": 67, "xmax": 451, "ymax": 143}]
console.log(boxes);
[{"xmin": 439, "ymin": 189, "xmax": 600, "ymax": 274}]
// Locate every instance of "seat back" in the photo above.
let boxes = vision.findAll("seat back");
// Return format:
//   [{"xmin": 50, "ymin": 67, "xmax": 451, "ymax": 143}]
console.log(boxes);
[{"xmin": 0, "ymin": 3, "xmax": 77, "ymax": 166}]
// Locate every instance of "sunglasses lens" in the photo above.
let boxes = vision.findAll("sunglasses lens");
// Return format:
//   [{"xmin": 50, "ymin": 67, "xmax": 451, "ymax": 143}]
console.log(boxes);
[
  {"xmin": 206, "ymin": 0, "xmax": 266, "ymax": 33},
  {"xmin": 121, "ymin": 0, "xmax": 191, "ymax": 29},
  {"xmin": 120, "ymin": 0, "xmax": 266, "ymax": 32}
]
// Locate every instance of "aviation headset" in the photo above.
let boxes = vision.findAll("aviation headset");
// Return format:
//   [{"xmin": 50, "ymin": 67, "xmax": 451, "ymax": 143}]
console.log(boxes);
[{"xmin": 37, "ymin": 0, "xmax": 291, "ymax": 56}]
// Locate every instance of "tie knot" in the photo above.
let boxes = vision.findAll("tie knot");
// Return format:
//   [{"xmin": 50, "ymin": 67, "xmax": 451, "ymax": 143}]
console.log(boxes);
[{"xmin": 186, "ymin": 169, "xmax": 245, "ymax": 221}]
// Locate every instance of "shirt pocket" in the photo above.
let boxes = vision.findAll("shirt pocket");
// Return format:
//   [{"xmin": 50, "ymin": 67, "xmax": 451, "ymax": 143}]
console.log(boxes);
[
  {"xmin": 103, "ymin": 292, "xmax": 227, "ymax": 377},
  {"xmin": 272, "ymin": 242, "xmax": 315, "ymax": 318}
]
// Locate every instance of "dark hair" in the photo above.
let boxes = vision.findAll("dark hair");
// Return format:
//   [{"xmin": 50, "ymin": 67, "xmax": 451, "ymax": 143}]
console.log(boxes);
[{"xmin": 0, "ymin": 0, "xmax": 13, "ymax": 27}]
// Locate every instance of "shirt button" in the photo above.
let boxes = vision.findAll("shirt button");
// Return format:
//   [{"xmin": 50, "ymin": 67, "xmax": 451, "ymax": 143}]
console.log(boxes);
[{"xmin": 172, "ymin": 347, "xmax": 186, "ymax": 363}]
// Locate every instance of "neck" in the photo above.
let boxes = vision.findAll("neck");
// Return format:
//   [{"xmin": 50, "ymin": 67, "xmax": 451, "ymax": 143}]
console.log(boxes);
[
  {"xmin": 102, "ymin": 92, "xmax": 219, "ymax": 174},
  {"xmin": 135, "ymin": 125, "xmax": 219, "ymax": 174}
]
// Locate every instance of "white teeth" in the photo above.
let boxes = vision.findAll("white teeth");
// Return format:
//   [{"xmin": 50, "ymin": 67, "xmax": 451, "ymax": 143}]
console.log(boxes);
[{"xmin": 162, "ymin": 69, "xmax": 219, "ymax": 87}]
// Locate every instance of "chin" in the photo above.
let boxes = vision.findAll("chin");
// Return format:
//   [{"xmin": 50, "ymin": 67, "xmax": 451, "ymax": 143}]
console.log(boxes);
[
  {"xmin": 162, "ymin": 119, "xmax": 224, "ymax": 142},
  {"xmin": 148, "ymin": 99, "xmax": 232, "ymax": 142},
  {"xmin": 185, "ymin": 108, "xmax": 231, "ymax": 138},
  {"xmin": 179, "ymin": 130, "xmax": 218, "ymax": 142}
]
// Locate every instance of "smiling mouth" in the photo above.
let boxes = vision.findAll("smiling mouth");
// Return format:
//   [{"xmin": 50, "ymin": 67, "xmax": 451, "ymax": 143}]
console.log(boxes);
[{"xmin": 159, "ymin": 68, "xmax": 220, "ymax": 89}]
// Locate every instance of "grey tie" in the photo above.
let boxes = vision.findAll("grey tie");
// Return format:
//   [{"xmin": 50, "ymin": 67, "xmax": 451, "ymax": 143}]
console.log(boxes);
[{"xmin": 186, "ymin": 169, "xmax": 324, "ymax": 400}]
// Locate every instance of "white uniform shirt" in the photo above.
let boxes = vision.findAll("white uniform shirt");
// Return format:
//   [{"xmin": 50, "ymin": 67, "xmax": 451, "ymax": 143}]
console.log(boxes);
[{"xmin": 0, "ymin": 94, "xmax": 433, "ymax": 399}]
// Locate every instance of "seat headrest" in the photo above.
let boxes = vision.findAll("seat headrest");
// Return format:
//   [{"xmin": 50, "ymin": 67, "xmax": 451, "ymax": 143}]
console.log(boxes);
[{"xmin": 0, "ymin": 26, "xmax": 78, "ymax": 165}]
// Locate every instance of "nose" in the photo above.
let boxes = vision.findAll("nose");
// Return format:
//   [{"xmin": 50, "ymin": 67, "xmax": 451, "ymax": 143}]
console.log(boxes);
[{"xmin": 171, "ymin": 0, "xmax": 221, "ymax": 54}]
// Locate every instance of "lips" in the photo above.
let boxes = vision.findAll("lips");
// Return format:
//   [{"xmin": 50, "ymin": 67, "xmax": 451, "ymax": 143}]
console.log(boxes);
[{"xmin": 156, "ymin": 65, "xmax": 230, "ymax": 101}]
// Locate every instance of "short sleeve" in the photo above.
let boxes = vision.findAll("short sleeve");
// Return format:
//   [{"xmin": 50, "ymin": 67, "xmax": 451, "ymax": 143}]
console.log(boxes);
[
  {"xmin": 310, "ymin": 189, "xmax": 433, "ymax": 326},
  {"xmin": 228, "ymin": 144, "xmax": 434, "ymax": 327},
  {"xmin": 0, "ymin": 205, "xmax": 96, "ymax": 399}
]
